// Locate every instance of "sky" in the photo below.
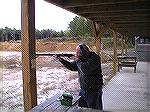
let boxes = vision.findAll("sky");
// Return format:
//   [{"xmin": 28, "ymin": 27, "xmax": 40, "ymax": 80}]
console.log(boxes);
[{"xmin": 0, "ymin": 0, "xmax": 77, "ymax": 31}]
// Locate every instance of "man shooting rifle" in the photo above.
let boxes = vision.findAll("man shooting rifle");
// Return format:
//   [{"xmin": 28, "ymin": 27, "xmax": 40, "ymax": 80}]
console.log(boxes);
[{"xmin": 55, "ymin": 43, "xmax": 103, "ymax": 110}]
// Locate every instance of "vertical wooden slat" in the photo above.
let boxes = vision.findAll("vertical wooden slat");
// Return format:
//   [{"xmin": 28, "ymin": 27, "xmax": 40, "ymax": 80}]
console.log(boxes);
[
  {"xmin": 92, "ymin": 22, "xmax": 98, "ymax": 54},
  {"xmin": 21, "ymin": 0, "xmax": 37, "ymax": 111},
  {"xmin": 120, "ymin": 34, "xmax": 124, "ymax": 55},
  {"xmin": 134, "ymin": 36, "xmax": 139, "ymax": 51},
  {"xmin": 98, "ymin": 28, "xmax": 103, "ymax": 55},
  {"xmin": 112, "ymin": 30, "xmax": 117, "ymax": 74},
  {"xmin": 92, "ymin": 22, "xmax": 102, "ymax": 55},
  {"xmin": 95, "ymin": 37, "xmax": 101, "ymax": 55},
  {"xmin": 125, "ymin": 36, "xmax": 129, "ymax": 55}
]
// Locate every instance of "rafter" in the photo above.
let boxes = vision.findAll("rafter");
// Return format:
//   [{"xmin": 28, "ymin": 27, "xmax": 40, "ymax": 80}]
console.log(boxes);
[
  {"xmin": 89, "ymin": 15, "xmax": 150, "ymax": 23},
  {"xmin": 83, "ymin": 10, "xmax": 150, "ymax": 18},
  {"xmin": 63, "ymin": 0, "xmax": 147, "ymax": 8},
  {"xmin": 74, "ymin": 1, "xmax": 150, "ymax": 14}
]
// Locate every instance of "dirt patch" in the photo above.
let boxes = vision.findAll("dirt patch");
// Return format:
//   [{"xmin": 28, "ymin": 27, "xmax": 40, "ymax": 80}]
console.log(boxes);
[
  {"xmin": 0, "ymin": 41, "xmax": 79, "ymax": 52},
  {"xmin": 0, "ymin": 42, "xmax": 21, "ymax": 51}
]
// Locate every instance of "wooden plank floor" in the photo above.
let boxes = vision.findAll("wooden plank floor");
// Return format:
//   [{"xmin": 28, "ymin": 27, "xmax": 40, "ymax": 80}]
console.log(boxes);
[{"xmin": 30, "ymin": 93, "xmax": 80, "ymax": 112}]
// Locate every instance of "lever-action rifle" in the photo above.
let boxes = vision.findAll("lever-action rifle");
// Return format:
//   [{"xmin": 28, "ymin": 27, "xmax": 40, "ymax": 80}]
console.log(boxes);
[{"xmin": 36, "ymin": 53, "xmax": 74, "ymax": 58}]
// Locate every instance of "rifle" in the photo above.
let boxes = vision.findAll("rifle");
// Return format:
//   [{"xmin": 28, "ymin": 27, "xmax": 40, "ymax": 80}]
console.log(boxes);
[{"xmin": 36, "ymin": 53, "xmax": 74, "ymax": 58}]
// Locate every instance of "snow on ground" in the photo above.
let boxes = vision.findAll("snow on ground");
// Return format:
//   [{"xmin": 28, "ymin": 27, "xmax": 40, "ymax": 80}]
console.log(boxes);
[
  {"xmin": 1, "ymin": 51, "xmax": 79, "ymax": 111},
  {"xmin": 36, "ymin": 67, "xmax": 79, "ymax": 104},
  {"xmin": 0, "ymin": 51, "xmax": 21, "ymax": 57},
  {"xmin": 2, "ymin": 67, "xmax": 79, "ymax": 111}
]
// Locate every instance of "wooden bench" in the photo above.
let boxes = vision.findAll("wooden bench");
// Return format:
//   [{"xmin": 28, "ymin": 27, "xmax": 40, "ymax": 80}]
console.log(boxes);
[
  {"xmin": 117, "ymin": 56, "xmax": 137, "ymax": 73},
  {"xmin": 29, "ymin": 93, "xmax": 80, "ymax": 112}
]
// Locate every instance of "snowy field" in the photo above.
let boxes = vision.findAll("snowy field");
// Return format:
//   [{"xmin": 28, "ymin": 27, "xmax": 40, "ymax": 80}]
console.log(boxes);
[
  {"xmin": 1, "ymin": 51, "xmax": 79, "ymax": 111},
  {"xmin": 0, "ymin": 51, "xmax": 112, "ymax": 111}
]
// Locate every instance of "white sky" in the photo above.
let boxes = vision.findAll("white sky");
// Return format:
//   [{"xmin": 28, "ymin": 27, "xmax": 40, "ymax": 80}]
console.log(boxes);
[{"xmin": 0, "ymin": 0, "xmax": 77, "ymax": 31}]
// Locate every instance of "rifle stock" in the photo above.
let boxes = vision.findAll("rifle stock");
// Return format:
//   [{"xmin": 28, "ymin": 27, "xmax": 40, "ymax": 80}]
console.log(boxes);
[{"xmin": 36, "ymin": 53, "xmax": 74, "ymax": 58}]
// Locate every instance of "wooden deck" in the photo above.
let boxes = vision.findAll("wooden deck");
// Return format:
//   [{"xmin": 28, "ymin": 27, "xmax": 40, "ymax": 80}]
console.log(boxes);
[{"xmin": 30, "ymin": 93, "xmax": 80, "ymax": 112}]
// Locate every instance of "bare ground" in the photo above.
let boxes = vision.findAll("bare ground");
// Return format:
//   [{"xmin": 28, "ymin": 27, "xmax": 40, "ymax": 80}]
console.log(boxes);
[{"xmin": 0, "ymin": 41, "xmax": 81, "ymax": 52}]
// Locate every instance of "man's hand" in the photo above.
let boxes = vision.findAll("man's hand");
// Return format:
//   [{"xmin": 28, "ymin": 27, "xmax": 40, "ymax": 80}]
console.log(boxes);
[{"xmin": 53, "ymin": 54, "xmax": 61, "ymax": 61}]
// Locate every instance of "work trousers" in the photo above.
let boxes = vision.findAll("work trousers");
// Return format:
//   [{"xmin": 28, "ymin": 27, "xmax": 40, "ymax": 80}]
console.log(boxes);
[{"xmin": 78, "ymin": 88, "xmax": 103, "ymax": 110}]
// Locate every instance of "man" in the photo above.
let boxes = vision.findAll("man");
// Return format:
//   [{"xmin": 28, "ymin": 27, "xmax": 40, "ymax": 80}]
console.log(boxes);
[{"xmin": 56, "ymin": 43, "xmax": 103, "ymax": 110}]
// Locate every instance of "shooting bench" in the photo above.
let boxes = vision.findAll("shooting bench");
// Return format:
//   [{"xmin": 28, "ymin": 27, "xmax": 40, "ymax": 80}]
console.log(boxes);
[
  {"xmin": 30, "ymin": 93, "xmax": 81, "ymax": 112},
  {"xmin": 117, "ymin": 56, "xmax": 137, "ymax": 73}
]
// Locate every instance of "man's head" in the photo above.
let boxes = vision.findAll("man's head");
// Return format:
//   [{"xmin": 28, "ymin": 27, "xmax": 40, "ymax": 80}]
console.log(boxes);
[{"xmin": 76, "ymin": 43, "xmax": 90, "ymax": 59}]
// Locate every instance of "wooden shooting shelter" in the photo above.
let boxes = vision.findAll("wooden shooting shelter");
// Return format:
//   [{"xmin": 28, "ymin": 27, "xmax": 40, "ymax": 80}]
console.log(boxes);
[{"xmin": 21, "ymin": 0, "xmax": 150, "ymax": 111}]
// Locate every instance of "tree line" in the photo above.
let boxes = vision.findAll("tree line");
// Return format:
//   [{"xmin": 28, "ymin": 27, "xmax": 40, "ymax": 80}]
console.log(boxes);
[{"xmin": 0, "ymin": 16, "xmax": 100, "ymax": 42}]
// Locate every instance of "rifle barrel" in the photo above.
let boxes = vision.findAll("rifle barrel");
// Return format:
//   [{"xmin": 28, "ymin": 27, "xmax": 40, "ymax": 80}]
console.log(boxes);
[{"xmin": 36, "ymin": 53, "xmax": 74, "ymax": 57}]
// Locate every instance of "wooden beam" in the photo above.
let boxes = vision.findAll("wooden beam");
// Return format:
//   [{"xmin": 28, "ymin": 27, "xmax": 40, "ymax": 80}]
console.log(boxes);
[
  {"xmin": 78, "ymin": 9, "xmax": 150, "ymax": 15},
  {"xmin": 83, "ymin": 10, "xmax": 150, "ymax": 18},
  {"xmin": 125, "ymin": 36, "xmax": 129, "ymax": 55},
  {"xmin": 92, "ymin": 22, "xmax": 100, "ymax": 54},
  {"xmin": 113, "ymin": 21, "xmax": 150, "ymax": 24},
  {"xmin": 115, "ymin": 28, "xmax": 150, "ymax": 36},
  {"xmin": 112, "ymin": 30, "xmax": 117, "ymax": 74},
  {"xmin": 88, "ymin": 15, "xmax": 150, "ymax": 23},
  {"xmin": 120, "ymin": 34, "xmax": 124, "ymax": 55},
  {"xmin": 114, "ymin": 24, "xmax": 150, "ymax": 29},
  {"xmin": 114, "ymin": 26, "xmax": 150, "ymax": 32},
  {"xmin": 113, "ymin": 22, "xmax": 150, "ymax": 37},
  {"xmin": 63, "ymin": 0, "xmax": 147, "ymax": 8},
  {"xmin": 92, "ymin": 22, "xmax": 106, "ymax": 55},
  {"xmin": 110, "ymin": 22, "xmax": 150, "ymax": 37},
  {"xmin": 21, "ymin": 0, "xmax": 37, "ymax": 111},
  {"xmin": 92, "ymin": 21, "xmax": 97, "ymax": 37},
  {"xmin": 76, "ymin": 1, "xmax": 150, "ymax": 14}
]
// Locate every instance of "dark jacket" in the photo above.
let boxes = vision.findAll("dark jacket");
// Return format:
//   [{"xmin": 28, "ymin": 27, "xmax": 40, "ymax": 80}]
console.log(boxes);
[{"xmin": 59, "ymin": 52, "xmax": 103, "ymax": 90}]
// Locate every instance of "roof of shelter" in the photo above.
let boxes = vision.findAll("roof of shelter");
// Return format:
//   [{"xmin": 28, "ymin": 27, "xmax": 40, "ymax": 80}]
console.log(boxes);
[{"xmin": 44, "ymin": 0, "xmax": 150, "ymax": 37}]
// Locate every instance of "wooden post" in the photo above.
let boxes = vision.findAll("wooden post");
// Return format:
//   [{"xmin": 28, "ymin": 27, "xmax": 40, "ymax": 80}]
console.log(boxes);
[
  {"xmin": 120, "ymin": 34, "xmax": 124, "ymax": 55},
  {"xmin": 125, "ymin": 36, "xmax": 129, "ymax": 55},
  {"xmin": 134, "ymin": 36, "xmax": 139, "ymax": 51},
  {"xmin": 92, "ymin": 22, "xmax": 103, "ymax": 55},
  {"xmin": 21, "ymin": 0, "xmax": 37, "ymax": 111},
  {"xmin": 112, "ymin": 30, "xmax": 117, "ymax": 74},
  {"xmin": 95, "ymin": 36, "xmax": 102, "ymax": 55}
]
